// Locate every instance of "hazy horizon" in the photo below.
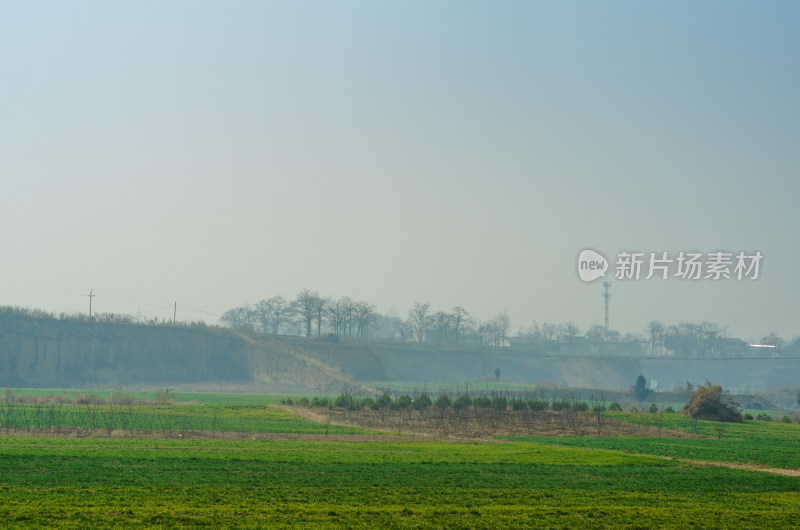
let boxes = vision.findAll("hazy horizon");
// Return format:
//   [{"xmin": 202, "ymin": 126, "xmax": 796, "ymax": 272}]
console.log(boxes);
[{"xmin": 2, "ymin": 2, "xmax": 798, "ymax": 341}]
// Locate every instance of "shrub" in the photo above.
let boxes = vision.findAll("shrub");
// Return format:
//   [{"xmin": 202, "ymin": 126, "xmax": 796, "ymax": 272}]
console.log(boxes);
[
  {"xmin": 396, "ymin": 395, "xmax": 412, "ymax": 409},
  {"xmin": 743, "ymin": 413, "xmax": 754, "ymax": 420},
  {"xmin": 491, "ymin": 396, "xmax": 508, "ymax": 411},
  {"xmin": 435, "ymin": 395, "xmax": 451, "ymax": 409},
  {"xmin": 73, "ymin": 393, "xmax": 104, "ymax": 405},
  {"xmin": 552, "ymin": 400, "xmax": 571, "ymax": 412},
  {"xmin": 592, "ymin": 404, "xmax": 606, "ymax": 414},
  {"xmin": 682, "ymin": 382, "xmax": 742, "ymax": 423},
  {"xmin": 334, "ymin": 394, "xmax": 356, "ymax": 410},
  {"xmin": 110, "ymin": 390, "xmax": 133, "ymax": 406},
  {"xmin": 453, "ymin": 395, "xmax": 472, "ymax": 410},
  {"xmin": 648, "ymin": 403, "xmax": 659, "ymax": 414},
  {"xmin": 376, "ymin": 394, "xmax": 392, "ymax": 408},
  {"xmin": 296, "ymin": 397, "xmax": 310, "ymax": 407},
  {"xmin": 473, "ymin": 396, "xmax": 491, "ymax": 409},
  {"xmin": 155, "ymin": 389, "xmax": 171, "ymax": 405},
  {"xmin": 529, "ymin": 400, "xmax": 548, "ymax": 411},
  {"xmin": 414, "ymin": 393, "xmax": 432, "ymax": 411},
  {"xmin": 311, "ymin": 396, "xmax": 330, "ymax": 408},
  {"xmin": 573, "ymin": 402, "xmax": 589, "ymax": 412},
  {"xmin": 608, "ymin": 402, "xmax": 622, "ymax": 412},
  {"xmin": 359, "ymin": 397, "xmax": 374, "ymax": 409},
  {"xmin": 781, "ymin": 415, "xmax": 792, "ymax": 423}
]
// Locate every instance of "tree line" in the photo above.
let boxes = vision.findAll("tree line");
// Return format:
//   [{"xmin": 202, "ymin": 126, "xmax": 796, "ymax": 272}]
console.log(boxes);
[{"xmin": 220, "ymin": 290, "xmax": 512, "ymax": 346}]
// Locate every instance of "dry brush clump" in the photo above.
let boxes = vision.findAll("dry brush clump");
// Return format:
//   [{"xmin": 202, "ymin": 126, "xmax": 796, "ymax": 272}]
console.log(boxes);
[{"xmin": 682, "ymin": 382, "xmax": 742, "ymax": 423}]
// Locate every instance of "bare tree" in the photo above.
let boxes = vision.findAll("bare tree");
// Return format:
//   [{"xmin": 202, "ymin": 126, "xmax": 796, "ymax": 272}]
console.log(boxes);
[
  {"xmin": 253, "ymin": 300, "xmax": 272, "ymax": 334},
  {"xmin": 646, "ymin": 320, "xmax": 664, "ymax": 356},
  {"xmin": 220, "ymin": 305, "xmax": 254, "ymax": 330},
  {"xmin": 267, "ymin": 296, "xmax": 291, "ymax": 334},
  {"xmin": 451, "ymin": 307, "xmax": 470, "ymax": 345},
  {"xmin": 326, "ymin": 298, "xmax": 348, "ymax": 336},
  {"xmin": 342, "ymin": 297, "xmax": 357, "ymax": 337},
  {"xmin": 430, "ymin": 311, "xmax": 453, "ymax": 344},
  {"xmin": 584, "ymin": 324, "xmax": 606, "ymax": 353},
  {"xmin": 563, "ymin": 321, "xmax": 580, "ymax": 354},
  {"xmin": 313, "ymin": 296, "xmax": 330, "ymax": 337},
  {"xmin": 354, "ymin": 301, "xmax": 376, "ymax": 341},
  {"xmin": 292, "ymin": 289, "xmax": 320, "ymax": 337},
  {"xmin": 494, "ymin": 311, "xmax": 510, "ymax": 346},
  {"xmin": 408, "ymin": 301, "xmax": 431, "ymax": 343}
]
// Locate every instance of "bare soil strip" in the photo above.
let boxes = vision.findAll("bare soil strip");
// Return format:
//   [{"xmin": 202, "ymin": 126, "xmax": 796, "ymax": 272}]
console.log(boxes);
[
  {"xmin": 276, "ymin": 404, "xmax": 696, "ymax": 440},
  {"xmin": 665, "ymin": 457, "xmax": 800, "ymax": 477}
]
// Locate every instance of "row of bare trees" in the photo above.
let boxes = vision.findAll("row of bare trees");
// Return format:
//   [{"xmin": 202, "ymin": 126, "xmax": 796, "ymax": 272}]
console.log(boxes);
[
  {"xmin": 221, "ymin": 289, "xmax": 377, "ymax": 340},
  {"xmin": 220, "ymin": 291, "xmax": 511, "ymax": 346}
]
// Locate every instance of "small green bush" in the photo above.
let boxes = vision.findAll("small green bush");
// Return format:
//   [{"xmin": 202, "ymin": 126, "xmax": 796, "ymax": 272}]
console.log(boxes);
[
  {"xmin": 396, "ymin": 395, "xmax": 412, "ymax": 409},
  {"xmin": 608, "ymin": 402, "xmax": 622, "ymax": 412},
  {"xmin": 529, "ymin": 400, "xmax": 548, "ymax": 411},
  {"xmin": 414, "ymin": 393, "xmax": 432, "ymax": 411},
  {"xmin": 473, "ymin": 396, "xmax": 491, "ymax": 409},
  {"xmin": 376, "ymin": 394, "xmax": 391, "ymax": 408},
  {"xmin": 334, "ymin": 394, "xmax": 356, "ymax": 410},
  {"xmin": 491, "ymin": 396, "xmax": 507, "ymax": 411},
  {"xmin": 453, "ymin": 395, "xmax": 471, "ymax": 410},
  {"xmin": 552, "ymin": 400, "xmax": 571, "ymax": 412},
  {"xmin": 311, "ymin": 396, "xmax": 330, "ymax": 408},
  {"xmin": 510, "ymin": 399, "xmax": 526, "ymax": 411}
]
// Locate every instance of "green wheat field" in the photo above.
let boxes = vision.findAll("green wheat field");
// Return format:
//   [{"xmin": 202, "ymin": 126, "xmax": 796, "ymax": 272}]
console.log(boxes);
[{"xmin": 1, "ymin": 389, "xmax": 798, "ymax": 528}]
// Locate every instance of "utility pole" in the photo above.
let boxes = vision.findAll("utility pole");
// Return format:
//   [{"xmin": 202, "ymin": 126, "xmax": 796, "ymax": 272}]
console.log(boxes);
[
  {"xmin": 173, "ymin": 302, "xmax": 177, "ymax": 325},
  {"xmin": 88, "ymin": 290, "xmax": 95, "ymax": 318},
  {"xmin": 602, "ymin": 281, "xmax": 611, "ymax": 334}
]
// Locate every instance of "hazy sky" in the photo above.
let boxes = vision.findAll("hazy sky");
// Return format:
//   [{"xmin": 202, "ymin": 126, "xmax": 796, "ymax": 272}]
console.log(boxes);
[{"xmin": 2, "ymin": 1, "xmax": 798, "ymax": 340}]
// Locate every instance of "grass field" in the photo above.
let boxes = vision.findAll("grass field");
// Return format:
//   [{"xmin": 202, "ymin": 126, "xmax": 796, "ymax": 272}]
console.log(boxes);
[
  {"xmin": 0, "ymin": 389, "xmax": 371, "ymax": 436},
  {"xmin": 1, "ymin": 436, "xmax": 799, "ymax": 528},
  {"xmin": 515, "ymin": 412, "xmax": 800, "ymax": 469},
  {"xmin": 1, "ymin": 389, "xmax": 799, "ymax": 527}
]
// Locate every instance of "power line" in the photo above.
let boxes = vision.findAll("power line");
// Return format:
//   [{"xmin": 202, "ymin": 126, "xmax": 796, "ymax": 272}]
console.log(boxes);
[{"xmin": 176, "ymin": 303, "xmax": 219, "ymax": 318}]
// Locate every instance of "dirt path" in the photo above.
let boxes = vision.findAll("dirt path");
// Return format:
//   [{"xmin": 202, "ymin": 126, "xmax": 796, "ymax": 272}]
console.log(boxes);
[{"xmin": 664, "ymin": 457, "xmax": 800, "ymax": 477}]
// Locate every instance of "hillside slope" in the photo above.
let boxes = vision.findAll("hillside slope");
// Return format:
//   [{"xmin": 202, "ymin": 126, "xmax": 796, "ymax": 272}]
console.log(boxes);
[{"xmin": 0, "ymin": 314, "xmax": 353, "ymax": 392}]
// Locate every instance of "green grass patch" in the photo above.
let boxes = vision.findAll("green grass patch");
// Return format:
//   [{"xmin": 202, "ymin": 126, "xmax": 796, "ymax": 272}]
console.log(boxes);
[
  {"xmin": 514, "ymin": 413, "xmax": 800, "ymax": 469},
  {"xmin": 0, "ymin": 436, "xmax": 798, "ymax": 528}
]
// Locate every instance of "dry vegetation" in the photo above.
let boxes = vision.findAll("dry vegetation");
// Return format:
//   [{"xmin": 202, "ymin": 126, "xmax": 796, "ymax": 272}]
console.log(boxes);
[
  {"xmin": 682, "ymin": 382, "xmax": 743, "ymax": 423},
  {"xmin": 281, "ymin": 394, "xmax": 694, "ymax": 440}
]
